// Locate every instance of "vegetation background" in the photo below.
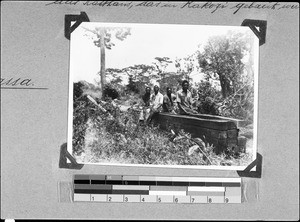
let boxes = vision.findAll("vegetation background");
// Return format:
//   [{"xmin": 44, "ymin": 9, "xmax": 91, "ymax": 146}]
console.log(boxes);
[{"xmin": 72, "ymin": 27, "xmax": 255, "ymax": 166}]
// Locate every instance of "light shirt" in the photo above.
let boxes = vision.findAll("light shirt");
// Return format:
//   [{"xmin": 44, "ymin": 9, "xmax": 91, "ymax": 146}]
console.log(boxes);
[
  {"xmin": 150, "ymin": 92, "xmax": 164, "ymax": 110},
  {"xmin": 176, "ymin": 89, "xmax": 193, "ymax": 109}
]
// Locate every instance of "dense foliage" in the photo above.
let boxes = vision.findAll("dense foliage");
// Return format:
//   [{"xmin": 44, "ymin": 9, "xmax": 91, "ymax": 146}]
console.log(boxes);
[
  {"xmin": 72, "ymin": 82, "xmax": 92, "ymax": 155},
  {"xmin": 72, "ymin": 82, "xmax": 252, "ymax": 165},
  {"xmin": 195, "ymin": 80, "xmax": 221, "ymax": 115},
  {"xmin": 196, "ymin": 30, "xmax": 255, "ymax": 121},
  {"xmin": 103, "ymin": 83, "xmax": 120, "ymax": 100}
]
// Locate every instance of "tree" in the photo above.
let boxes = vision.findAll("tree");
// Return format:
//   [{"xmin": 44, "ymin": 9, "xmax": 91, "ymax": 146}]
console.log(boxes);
[
  {"xmin": 175, "ymin": 52, "xmax": 199, "ymax": 82},
  {"xmin": 83, "ymin": 26, "xmax": 131, "ymax": 95},
  {"xmin": 153, "ymin": 57, "xmax": 172, "ymax": 78},
  {"xmin": 198, "ymin": 31, "xmax": 251, "ymax": 98},
  {"xmin": 105, "ymin": 68, "xmax": 123, "ymax": 84},
  {"xmin": 123, "ymin": 64, "xmax": 155, "ymax": 93},
  {"xmin": 157, "ymin": 72, "xmax": 184, "ymax": 94}
]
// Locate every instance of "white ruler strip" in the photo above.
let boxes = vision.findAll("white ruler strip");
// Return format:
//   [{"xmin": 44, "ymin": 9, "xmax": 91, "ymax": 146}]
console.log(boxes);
[
  {"xmin": 149, "ymin": 191, "xmax": 187, "ymax": 196},
  {"xmin": 187, "ymin": 186, "xmax": 225, "ymax": 192},
  {"xmin": 188, "ymin": 177, "xmax": 241, "ymax": 183}
]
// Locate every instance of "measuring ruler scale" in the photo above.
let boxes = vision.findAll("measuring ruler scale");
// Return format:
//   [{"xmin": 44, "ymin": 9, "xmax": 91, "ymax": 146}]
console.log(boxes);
[{"xmin": 73, "ymin": 175, "xmax": 242, "ymax": 204}]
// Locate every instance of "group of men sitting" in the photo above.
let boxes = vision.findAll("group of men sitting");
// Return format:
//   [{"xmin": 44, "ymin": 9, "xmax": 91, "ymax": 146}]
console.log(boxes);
[{"xmin": 140, "ymin": 80, "xmax": 198, "ymax": 124}]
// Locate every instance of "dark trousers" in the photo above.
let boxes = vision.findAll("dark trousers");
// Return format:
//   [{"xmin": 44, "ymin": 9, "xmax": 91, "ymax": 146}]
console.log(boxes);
[{"xmin": 146, "ymin": 110, "xmax": 160, "ymax": 124}]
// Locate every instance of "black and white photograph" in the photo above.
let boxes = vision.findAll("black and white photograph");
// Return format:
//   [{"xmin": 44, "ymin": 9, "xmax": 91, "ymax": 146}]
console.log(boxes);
[{"xmin": 67, "ymin": 22, "xmax": 259, "ymax": 170}]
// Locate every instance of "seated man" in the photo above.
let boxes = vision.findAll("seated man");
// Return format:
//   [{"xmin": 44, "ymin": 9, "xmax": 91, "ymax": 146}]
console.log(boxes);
[
  {"xmin": 140, "ymin": 86, "xmax": 151, "ymax": 122},
  {"xmin": 142, "ymin": 86, "xmax": 151, "ymax": 107},
  {"xmin": 176, "ymin": 80, "xmax": 198, "ymax": 115},
  {"xmin": 162, "ymin": 87, "xmax": 177, "ymax": 113},
  {"xmin": 146, "ymin": 84, "xmax": 163, "ymax": 124}
]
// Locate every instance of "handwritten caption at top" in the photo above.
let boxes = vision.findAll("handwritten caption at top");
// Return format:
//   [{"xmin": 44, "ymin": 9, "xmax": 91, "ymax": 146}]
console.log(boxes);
[{"xmin": 45, "ymin": 1, "xmax": 299, "ymax": 14}]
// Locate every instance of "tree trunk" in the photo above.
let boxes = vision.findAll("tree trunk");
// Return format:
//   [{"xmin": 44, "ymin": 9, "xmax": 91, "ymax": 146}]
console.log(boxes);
[
  {"xmin": 219, "ymin": 74, "xmax": 230, "ymax": 98},
  {"xmin": 99, "ymin": 29, "xmax": 106, "ymax": 96}
]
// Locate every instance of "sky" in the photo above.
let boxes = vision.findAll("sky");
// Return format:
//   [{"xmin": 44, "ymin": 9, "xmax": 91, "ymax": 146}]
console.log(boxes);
[{"xmin": 69, "ymin": 22, "xmax": 256, "ymax": 84}]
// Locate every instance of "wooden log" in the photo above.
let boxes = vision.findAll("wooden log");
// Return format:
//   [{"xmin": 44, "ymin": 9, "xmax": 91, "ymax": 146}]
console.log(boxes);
[
  {"xmin": 86, "ymin": 95, "xmax": 114, "ymax": 119},
  {"xmin": 87, "ymin": 95, "xmax": 107, "ymax": 113}
]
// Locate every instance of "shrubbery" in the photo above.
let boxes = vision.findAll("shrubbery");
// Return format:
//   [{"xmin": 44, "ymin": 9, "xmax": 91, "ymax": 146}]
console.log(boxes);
[
  {"xmin": 126, "ymin": 76, "xmax": 140, "ymax": 94},
  {"xmin": 194, "ymin": 80, "xmax": 254, "ymax": 122},
  {"xmin": 73, "ymin": 91, "xmax": 251, "ymax": 166},
  {"xmin": 73, "ymin": 82, "xmax": 92, "ymax": 155},
  {"xmin": 103, "ymin": 83, "xmax": 120, "ymax": 100},
  {"xmin": 195, "ymin": 80, "xmax": 221, "ymax": 115}
]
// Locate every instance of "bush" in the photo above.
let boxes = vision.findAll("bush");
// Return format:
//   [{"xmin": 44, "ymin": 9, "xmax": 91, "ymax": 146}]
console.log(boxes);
[
  {"xmin": 72, "ymin": 77, "xmax": 253, "ymax": 166},
  {"xmin": 103, "ymin": 83, "xmax": 120, "ymax": 100},
  {"xmin": 126, "ymin": 76, "xmax": 140, "ymax": 94},
  {"xmin": 199, "ymin": 97, "xmax": 220, "ymax": 115},
  {"xmin": 74, "ymin": 82, "xmax": 85, "ymax": 99},
  {"xmin": 73, "ymin": 97, "xmax": 252, "ymax": 166},
  {"xmin": 72, "ymin": 81, "xmax": 104, "ymax": 155},
  {"xmin": 217, "ymin": 83, "xmax": 254, "ymax": 122},
  {"xmin": 193, "ymin": 80, "xmax": 254, "ymax": 122},
  {"xmin": 195, "ymin": 80, "xmax": 221, "ymax": 115},
  {"xmin": 72, "ymin": 83, "xmax": 90, "ymax": 155}
]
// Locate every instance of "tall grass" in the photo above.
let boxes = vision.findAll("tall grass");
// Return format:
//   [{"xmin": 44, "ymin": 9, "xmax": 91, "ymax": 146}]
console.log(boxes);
[{"xmin": 73, "ymin": 95, "xmax": 252, "ymax": 166}]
